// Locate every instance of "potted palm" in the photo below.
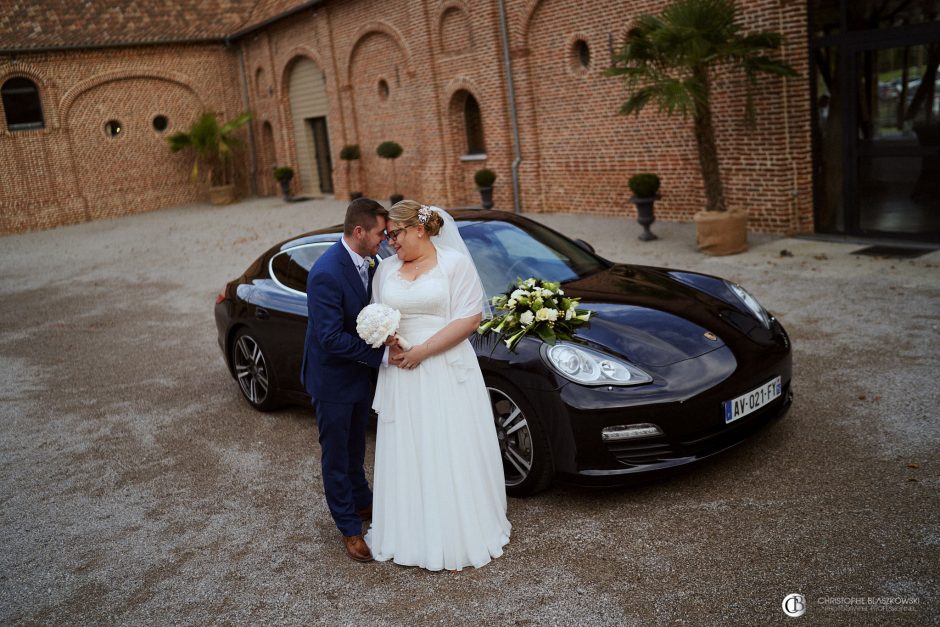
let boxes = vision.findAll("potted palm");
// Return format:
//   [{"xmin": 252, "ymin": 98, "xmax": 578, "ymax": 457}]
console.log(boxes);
[
  {"xmin": 339, "ymin": 144, "xmax": 363, "ymax": 200},
  {"xmin": 474, "ymin": 168, "xmax": 496, "ymax": 209},
  {"xmin": 629, "ymin": 173, "xmax": 660, "ymax": 241},
  {"xmin": 273, "ymin": 166, "xmax": 294, "ymax": 200},
  {"xmin": 167, "ymin": 111, "xmax": 252, "ymax": 205},
  {"xmin": 376, "ymin": 141, "xmax": 404, "ymax": 204},
  {"xmin": 607, "ymin": 0, "xmax": 796, "ymax": 255}
]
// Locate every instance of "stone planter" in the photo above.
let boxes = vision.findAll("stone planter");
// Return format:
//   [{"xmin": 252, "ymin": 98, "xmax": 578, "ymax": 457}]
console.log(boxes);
[
  {"xmin": 478, "ymin": 187, "xmax": 494, "ymax": 210},
  {"xmin": 208, "ymin": 184, "xmax": 235, "ymax": 205},
  {"xmin": 278, "ymin": 178, "xmax": 293, "ymax": 200},
  {"xmin": 630, "ymin": 195, "xmax": 658, "ymax": 241},
  {"xmin": 694, "ymin": 209, "xmax": 748, "ymax": 256}
]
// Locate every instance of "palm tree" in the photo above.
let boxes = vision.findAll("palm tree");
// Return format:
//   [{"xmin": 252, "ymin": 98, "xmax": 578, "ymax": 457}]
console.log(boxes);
[
  {"xmin": 607, "ymin": 0, "xmax": 796, "ymax": 212},
  {"xmin": 168, "ymin": 111, "xmax": 252, "ymax": 187}
]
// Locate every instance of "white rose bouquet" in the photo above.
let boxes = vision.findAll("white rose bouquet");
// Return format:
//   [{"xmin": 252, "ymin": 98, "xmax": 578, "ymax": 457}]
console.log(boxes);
[
  {"xmin": 477, "ymin": 277, "xmax": 591, "ymax": 351},
  {"xmin": 357, "ymin": 303, "xmax": 412, "ymax": 350}
]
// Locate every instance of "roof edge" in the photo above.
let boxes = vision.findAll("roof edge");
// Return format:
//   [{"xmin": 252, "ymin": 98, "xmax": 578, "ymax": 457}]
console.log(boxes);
[
  {"xmin": 0, "ymin": 37, "xmax": 230, "ymax": 56},
  {"xmin": 226, "ymin": 0, "xmax": 327, "ymax": 41}
]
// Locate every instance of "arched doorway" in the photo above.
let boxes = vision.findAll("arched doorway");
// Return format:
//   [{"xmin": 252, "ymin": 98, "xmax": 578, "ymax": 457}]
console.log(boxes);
[{"xmin": 287, "ymin": 57, "xmax": 333, "ymax": 195}]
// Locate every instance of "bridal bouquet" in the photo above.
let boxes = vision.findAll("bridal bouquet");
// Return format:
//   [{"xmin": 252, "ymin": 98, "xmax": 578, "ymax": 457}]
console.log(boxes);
[
  {"xmin": 357, "ymin": 303, "xmax": 412, "ymax": 350},
  {"xmin": 477, "ymin": 277, "xmax": 591, "ymax": 351}
]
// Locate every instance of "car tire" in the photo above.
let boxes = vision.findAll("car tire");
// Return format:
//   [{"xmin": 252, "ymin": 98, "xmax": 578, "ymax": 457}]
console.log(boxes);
[
  {"xmin": 484, "ymin": 376, "xmax": 554, "ymax": 497},
  {"xmin": 231, "ymin": 328, "xmax": 280, "ymax": 412}
]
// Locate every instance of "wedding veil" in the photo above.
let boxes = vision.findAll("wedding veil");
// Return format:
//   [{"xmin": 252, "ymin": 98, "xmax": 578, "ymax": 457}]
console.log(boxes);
[{"xmin": 427, "ymin": 206, "xmax": 491, "ymax": 318}]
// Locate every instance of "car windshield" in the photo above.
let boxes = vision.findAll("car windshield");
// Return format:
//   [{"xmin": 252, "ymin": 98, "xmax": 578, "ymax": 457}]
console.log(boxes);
[{"xmin": 457, "ymin": 219, "xmax": 607, "ymax": 297}]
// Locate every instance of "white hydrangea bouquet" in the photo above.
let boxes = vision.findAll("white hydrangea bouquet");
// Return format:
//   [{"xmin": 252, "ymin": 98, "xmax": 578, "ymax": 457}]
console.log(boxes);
[
  {"xmin": 477, "ymin": 277, "xmax": 591, "ymax": 351},
  {"xmin": 357, "ymin": 303, "xmax": 412, "ymax": 350}
]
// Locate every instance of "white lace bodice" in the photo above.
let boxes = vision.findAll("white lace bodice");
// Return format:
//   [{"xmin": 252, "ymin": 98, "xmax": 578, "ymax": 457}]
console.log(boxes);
[{"xmin": 382, "ymin": 265, "xmax": 449, "ymax": 319}]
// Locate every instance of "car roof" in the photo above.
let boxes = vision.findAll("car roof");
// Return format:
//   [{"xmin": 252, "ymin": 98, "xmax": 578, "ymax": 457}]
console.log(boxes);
[{"xmin": 273, "ymin": 208, "xmax": 524, "ymax": 252}]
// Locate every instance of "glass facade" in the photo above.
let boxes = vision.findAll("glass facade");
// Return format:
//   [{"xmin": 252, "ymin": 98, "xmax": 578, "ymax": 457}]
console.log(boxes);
[{"xmin": 810, "ymin": 0, "xmax": 940, "ymax": 241}]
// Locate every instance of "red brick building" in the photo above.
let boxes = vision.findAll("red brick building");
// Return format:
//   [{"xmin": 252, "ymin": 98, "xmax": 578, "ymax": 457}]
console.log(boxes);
[{"xmin": 2, "ymin": 1, "xmax": 937, "ymax": 242}]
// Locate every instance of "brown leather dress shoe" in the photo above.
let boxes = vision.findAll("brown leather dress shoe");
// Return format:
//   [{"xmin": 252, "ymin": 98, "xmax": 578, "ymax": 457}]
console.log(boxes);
[
  {"xmin": 343, "ymin": 534, "xmax": 373, "ymax": 562},
  {"xmin": 356, "ymin": 504, "xmax": 373, "ymax": 521}
]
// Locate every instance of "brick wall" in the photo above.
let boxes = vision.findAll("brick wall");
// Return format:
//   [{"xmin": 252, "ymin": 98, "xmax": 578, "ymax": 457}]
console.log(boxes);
[
  {"xmin": 1, "ymin": 0, "xmax": 813, "ymax": 236},
  {"xmin": 235, "ymin": 0, "xmax": 813, "ymax": 233},
  {"xmin": 1, "ymin": 44, "xmax": 247, "ymax": 234}
]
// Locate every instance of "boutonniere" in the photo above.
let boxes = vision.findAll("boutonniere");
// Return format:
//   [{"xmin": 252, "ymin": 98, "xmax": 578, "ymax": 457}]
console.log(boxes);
[{"xmin": 367, "ymin": 257, "xmax": 376, "ymax": 269}]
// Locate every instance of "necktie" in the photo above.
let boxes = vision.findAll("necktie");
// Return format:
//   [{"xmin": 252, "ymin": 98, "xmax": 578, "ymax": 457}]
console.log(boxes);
[{"xmin": 358, "ymin": 260, "xmax": 369, "ymax": 290}]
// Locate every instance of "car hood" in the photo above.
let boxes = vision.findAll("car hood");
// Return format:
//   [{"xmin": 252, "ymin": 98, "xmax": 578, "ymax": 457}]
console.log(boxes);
[{"xmin": 564, "ymin": 265, "xmax": 728, "ymax": 367}]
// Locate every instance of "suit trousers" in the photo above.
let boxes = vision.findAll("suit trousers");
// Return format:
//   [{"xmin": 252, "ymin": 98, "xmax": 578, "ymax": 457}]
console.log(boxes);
[{"xmin": 313, "ymin": 397, "xmax": 373, "ymax": 537}]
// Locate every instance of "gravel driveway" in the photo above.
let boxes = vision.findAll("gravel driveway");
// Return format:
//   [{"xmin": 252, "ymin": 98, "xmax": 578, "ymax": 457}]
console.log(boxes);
[{"xmin": 1, "ymin": 197, "xmax": 938, "ymax": 625}]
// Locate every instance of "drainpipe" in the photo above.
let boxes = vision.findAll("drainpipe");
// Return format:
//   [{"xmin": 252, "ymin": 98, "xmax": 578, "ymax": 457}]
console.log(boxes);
[
  {"xmin": 779, "ymin": 0, "xmax": 798, "ymax": 234},
  {"xmin": 230, "ymin": 37, "xmax": 258, "ymax": 196},
  {"xmin": 497, "ymin": 0, "xmax": 522, "ymax": 214}
]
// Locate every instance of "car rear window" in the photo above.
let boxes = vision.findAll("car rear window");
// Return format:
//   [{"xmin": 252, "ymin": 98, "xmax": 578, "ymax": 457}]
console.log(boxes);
[{"xmin": 270, "ymin": 243, "xmax": 332, "ymax": 294}]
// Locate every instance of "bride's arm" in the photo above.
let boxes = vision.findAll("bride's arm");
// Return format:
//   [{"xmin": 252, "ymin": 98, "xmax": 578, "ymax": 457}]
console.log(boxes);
[{"xmin": 397, "ymin": 313, "xmax": 481, "ymax": 369}]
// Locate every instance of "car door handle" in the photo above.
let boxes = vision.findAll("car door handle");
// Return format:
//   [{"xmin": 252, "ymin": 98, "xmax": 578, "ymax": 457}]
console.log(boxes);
[{"xmin": 255, "ymin": 307, "xmax": 270, "ymax": 320}]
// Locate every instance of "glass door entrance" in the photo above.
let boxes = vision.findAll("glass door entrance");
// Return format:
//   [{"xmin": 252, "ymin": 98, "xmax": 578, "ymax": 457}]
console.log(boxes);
[
  {"xmin": 811, "ymin": 1, "xmax": 940, "ymax": 242},
  {"xmin": 857, "ymin": 42, "xmax": 940, "ymax": 238}
]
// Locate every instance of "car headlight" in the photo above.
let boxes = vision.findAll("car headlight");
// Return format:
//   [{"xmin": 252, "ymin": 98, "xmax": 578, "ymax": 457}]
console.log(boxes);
[
  {"xmin": 726, "ymin": 281, "xmax": 771, "ymax": 328},
  {"xmin": 542, "ymin": 342, "xmax": 653, "ymax": 386}
]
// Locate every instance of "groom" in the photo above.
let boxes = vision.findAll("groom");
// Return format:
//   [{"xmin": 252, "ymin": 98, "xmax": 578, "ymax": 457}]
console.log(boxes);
[{"xmin": 302, "ymin": 197, "xmax": 396, "ymax": 563}]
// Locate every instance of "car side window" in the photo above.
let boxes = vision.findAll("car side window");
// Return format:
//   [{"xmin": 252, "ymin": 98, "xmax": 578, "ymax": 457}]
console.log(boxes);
[{"xmin": 270, "ymin": 243, "xmax": 332, "ymax": 294}]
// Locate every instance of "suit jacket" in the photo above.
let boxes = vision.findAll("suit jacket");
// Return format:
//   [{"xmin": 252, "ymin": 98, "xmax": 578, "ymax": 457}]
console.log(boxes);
[{"xmin": 301, "ymin": 240, "xmax": 383, "ymax": 403}]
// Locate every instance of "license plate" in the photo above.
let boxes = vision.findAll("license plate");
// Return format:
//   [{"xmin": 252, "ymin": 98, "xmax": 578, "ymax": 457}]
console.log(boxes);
[{"xmin": 723, "ymin": 376, "xmax": 782, "ymax": 424}]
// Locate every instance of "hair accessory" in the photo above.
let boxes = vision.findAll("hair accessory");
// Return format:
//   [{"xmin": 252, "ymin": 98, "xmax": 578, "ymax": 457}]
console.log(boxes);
[{"xmin": 418, "ymin": 205, "xmax": 432, "ymax": 224}]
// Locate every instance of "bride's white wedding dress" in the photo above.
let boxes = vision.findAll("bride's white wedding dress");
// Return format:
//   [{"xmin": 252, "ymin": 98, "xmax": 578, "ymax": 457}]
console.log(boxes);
[{"xmin": 365, "ymin": 246, "xmax": 511, "ymax": 571}]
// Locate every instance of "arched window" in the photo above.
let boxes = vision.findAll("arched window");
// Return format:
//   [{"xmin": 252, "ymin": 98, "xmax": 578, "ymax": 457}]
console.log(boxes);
[
  {"xmin": 464, "ymin": 93, "xmax": 485, "ymax": 155},
  {"xmin": 2, "ymin": 77, "xmax": 45, "ymax": 131}
]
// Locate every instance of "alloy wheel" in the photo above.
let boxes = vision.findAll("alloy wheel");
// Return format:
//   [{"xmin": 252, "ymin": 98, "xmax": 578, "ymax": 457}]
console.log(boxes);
[
  {"xmin": 233, "ymin": 334, "xmax": 269, "ymax": 406},
  {"xmin": 487, "ymin": 386, "xmax": 534, "ymax": 487}
]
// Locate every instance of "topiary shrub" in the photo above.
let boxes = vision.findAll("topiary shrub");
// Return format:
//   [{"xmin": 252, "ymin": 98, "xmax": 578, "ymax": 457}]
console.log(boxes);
[
  {"xmin": 474, "ymin": 168, "xmax": 497, "ymax": 188},
  {"xmin": 376, "ymin": 141, "xmax": 403, "ymax": 159},
  {"xmin": 628, "ymin": 173, "xmax": 660, "ymax": 198},
  {"xmin": 273, "ymin": 166, "xmax": 294, "ymax": 182},
  {"xmin": 340, "ymin": 144, "xmax": 361, "ymax": 160}
]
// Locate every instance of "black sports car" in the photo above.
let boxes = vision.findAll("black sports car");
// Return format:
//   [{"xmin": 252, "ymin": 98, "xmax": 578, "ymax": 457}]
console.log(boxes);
[{"xmin": 215, "ymin": 209, "xmax": 792, "ymax": 496}]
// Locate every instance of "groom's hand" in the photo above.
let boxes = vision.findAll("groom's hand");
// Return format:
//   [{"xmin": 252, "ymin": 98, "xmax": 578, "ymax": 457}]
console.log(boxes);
[{"xmin": 388, "ymin": 344, "xmax": 406, "ymax": 367}]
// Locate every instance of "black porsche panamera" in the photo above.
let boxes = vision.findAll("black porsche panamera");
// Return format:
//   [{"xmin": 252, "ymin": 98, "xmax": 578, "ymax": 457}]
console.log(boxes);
[{"xmin": 214, "ymin": 209, "xmax": 792, "ymax": 496}]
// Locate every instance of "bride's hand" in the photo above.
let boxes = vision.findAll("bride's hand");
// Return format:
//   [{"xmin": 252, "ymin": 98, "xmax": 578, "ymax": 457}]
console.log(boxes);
[{"xmin": 398, "ymin": 343, "xmax": 428, "ymax": 370}]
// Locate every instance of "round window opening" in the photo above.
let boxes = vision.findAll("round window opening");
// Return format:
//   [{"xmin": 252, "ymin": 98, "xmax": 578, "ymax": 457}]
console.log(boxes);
[
  {"xmin": 152, "ymin": 115, "xmax": 168, "ymax": 132},
  {"xmin": 378, "ymin": 79, "xmax": 390, "ymax": 100},
  {"xmin": 573, "ymin": 39, "xmax": 591, "ymax": 69},
  {"xmin": 104, "ymin": 120, "xmax": 123, "ymax": 138}
]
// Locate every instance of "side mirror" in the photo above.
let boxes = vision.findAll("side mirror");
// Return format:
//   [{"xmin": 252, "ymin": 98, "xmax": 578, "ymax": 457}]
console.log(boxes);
[{"xmin": 574, "ymin": 239, "xmax": 595, "ymax": 254}]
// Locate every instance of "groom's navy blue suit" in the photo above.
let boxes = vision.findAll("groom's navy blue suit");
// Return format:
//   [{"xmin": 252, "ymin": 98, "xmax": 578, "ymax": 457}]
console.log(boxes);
[{"xmin": 302, "ymin": 240, "xmax": 383, "ymax": 537}]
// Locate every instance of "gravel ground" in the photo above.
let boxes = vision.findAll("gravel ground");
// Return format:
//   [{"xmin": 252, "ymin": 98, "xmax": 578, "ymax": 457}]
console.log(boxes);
[{"xmin": 1, "ymin": 197, "xmax": 938, "ymax": 625}]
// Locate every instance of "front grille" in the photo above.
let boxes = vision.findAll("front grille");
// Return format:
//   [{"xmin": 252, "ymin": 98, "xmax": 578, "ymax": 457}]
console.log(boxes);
[{"xmin": 605, "ymin": 438, "xmax": 673, "ymax": 466}]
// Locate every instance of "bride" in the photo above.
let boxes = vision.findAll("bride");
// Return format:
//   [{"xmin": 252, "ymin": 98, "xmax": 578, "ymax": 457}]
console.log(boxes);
[{"xmin": 365, "ymin": 200, "xmax": 511, "ymax": 571}]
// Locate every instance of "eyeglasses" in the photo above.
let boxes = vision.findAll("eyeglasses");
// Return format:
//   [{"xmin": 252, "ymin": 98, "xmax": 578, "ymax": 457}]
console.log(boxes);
[{"xmin": 385, "ymin": 226, "xmax": 409, "ymax": 241}]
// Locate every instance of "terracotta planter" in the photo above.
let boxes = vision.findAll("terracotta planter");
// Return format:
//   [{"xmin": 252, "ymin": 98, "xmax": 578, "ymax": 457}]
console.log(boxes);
[
  {"xmin": 208, "ymin": 184, "xmax": 236, "ymax": 205},
  {"xmin": 694, "ymin": 209, "xmax": 748, "ymax": 256}
]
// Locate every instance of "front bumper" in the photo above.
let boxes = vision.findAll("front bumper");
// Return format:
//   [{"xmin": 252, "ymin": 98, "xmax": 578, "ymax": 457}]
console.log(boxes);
[{"xmin": 530, "ymin": 343, "xmax": 792, "ymax": 485}]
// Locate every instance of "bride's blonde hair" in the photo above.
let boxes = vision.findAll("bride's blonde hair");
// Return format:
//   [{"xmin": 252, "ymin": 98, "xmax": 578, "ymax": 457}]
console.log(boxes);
[{"xmin": 388, "ymin": 200, "xmax": 444, "ymax": 237}]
